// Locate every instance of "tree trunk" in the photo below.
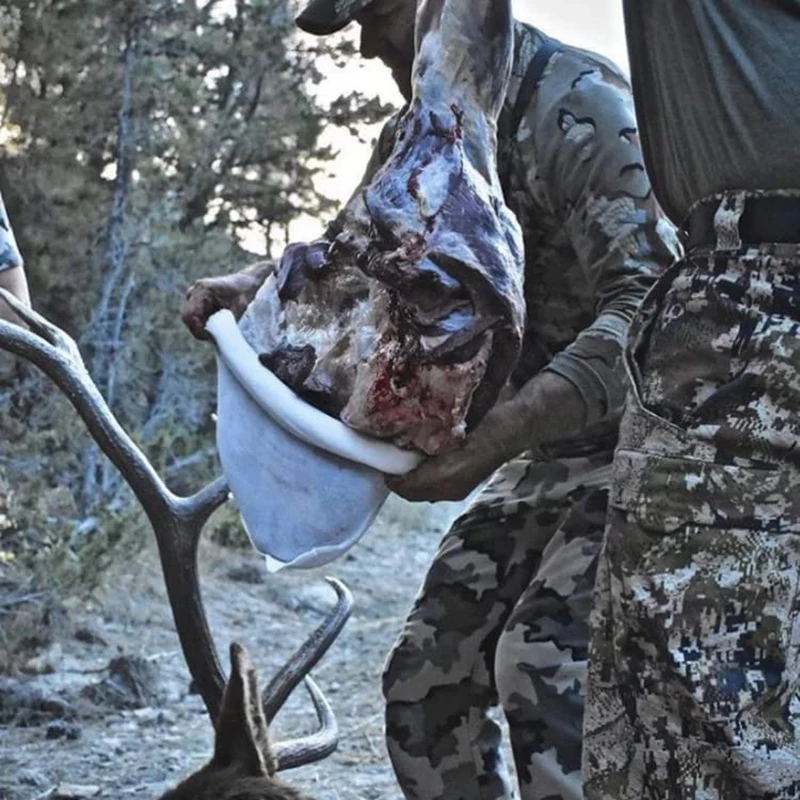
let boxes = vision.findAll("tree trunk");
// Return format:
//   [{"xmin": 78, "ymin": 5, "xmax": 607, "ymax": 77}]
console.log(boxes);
[{"xmin": 81, "ymin": 20, "xmax": 139, "ymax": 512}]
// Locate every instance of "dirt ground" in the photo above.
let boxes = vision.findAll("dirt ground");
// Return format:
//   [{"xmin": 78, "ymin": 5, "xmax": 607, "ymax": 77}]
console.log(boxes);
[{"xmin": 0, "ymin": 495, "xmax": 519, "ymax": 800}]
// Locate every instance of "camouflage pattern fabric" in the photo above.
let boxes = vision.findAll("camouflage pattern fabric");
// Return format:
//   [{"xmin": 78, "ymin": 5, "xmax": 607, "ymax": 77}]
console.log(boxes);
[
  {"xmin": 375, "ymin": 20, "xmax": 678, "ymax": 800},
  {"xmin": 584, "ymin": 190, "xmax": 800, "ymax": 799},
  {"xmin": 384, "ymin": 451, "xmax": 612, "ymax": 800},
  {"xmin": 0, "ymin": 191, "xmax": 22, "ymax": 272},
  {"xmin": 499, "ymin": 22, "xmax": 679, "ymax": 429}
]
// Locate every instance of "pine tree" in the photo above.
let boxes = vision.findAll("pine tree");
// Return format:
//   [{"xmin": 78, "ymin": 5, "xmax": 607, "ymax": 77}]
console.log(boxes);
[{"xmin": 0, "ymin": 0, "xmax": 392, "ymax": 572}]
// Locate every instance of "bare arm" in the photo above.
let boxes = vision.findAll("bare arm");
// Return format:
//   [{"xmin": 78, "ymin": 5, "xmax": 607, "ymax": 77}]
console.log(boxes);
[
  {"xmin": 508, "ymin": 370, "xmax": 586, "ymax": 453},
  {"xmin": 0, "ymin": 266, "xmax": 31, "ymax": 325},
  {"xmin": 386, "ymin": 370, "xmax": 585, "ymax": 502}
]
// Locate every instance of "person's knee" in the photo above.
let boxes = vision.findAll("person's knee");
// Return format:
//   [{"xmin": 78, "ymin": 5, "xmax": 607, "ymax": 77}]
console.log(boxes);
[
  {"xmin": 495, "ymin": 621, "xmax": 587, "ymax": 728},
  {"xmin": 494, "ymin": 624, "xmax": 531, "ymax": 712},
  {"xmin": 382, "ymin": 634, "xmax": 412, "ymax": 704},
  {"xmin": 382, "ymin": 630, "xmax": 473, "ymax": 706},
  {"xmin": 382, "ymin": 629, "xmax": 445, "ymax": 705}
]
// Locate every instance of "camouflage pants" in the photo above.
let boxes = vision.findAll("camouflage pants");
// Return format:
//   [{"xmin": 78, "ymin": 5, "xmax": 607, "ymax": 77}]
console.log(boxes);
[
  {"xmin": 584, "ymin": 191, "xmax": 800, "ymax": 799},
  {"xmin": 383, "ymin": 449, "xmax": 613, "ymax": 800}
]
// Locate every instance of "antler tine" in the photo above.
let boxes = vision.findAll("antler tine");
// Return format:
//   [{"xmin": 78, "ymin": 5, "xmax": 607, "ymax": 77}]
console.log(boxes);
[
  {"xmin": 262, "ymin": 577, "xmax": 353, "ymax": 723},
  {"xmin": 0, "ymin": 304, "xmax": 229, "ymax": 720},
  {"xmin": 272, "ymin": 675, "xmax": 339, "ymax": 771},
  {"xmin": 0, "ymin": 288, "xmax": 80, "ymax": 360},
  {"xmin": 153, "ymin": 483, "xmax": 230, "ymax": 718}
]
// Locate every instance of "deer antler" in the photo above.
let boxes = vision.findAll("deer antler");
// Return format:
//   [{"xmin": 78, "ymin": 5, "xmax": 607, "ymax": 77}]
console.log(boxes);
[
  {"xmin": 265, "ymin": 576, "xmax": 352, "ymax": 769},
  {"xmin": 0, "ymin": 290, "xmax": 229, "ymax": 714},
  {"xmin": 0, "ymin": 289, "xmax": 351, "ymax": 769}
]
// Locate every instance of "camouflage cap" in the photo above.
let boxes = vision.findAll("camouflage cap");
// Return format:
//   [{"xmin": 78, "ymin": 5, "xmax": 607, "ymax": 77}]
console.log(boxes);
[{"xmin": 296, "ymin": 0, "xmax": 374, "ymax": 35}]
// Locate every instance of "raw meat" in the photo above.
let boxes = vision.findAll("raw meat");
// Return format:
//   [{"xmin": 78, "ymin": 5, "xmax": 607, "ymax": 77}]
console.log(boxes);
[{"xmin": 241, "ymin": 0, "xmax": 524, "ymax": 455}]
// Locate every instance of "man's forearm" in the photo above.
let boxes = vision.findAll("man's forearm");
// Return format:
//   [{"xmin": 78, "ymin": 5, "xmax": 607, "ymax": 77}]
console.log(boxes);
[
  {"xmin": 385, "ymin": 369, "xmax": 588, "ymax": 503},
  {"xmin": 0, "ymin": 266, "xmax": 31, "ymax": 325},
  {"xmin": 505, "ymin": 369, "xmax": 588, "ymax": 457}
]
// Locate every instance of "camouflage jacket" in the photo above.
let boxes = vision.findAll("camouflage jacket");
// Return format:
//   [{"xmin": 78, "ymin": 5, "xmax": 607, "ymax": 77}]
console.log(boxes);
[
  {"xmin": 331, "ymin": 22, "xmax": 680, "ymax": 449},
  {"xmin": 501, "ymin": 23, "xmax": 679, "ymax": 432},
  {"xmin": 0, "ymin": 190, "xmax": 22, "ymax": 272}
]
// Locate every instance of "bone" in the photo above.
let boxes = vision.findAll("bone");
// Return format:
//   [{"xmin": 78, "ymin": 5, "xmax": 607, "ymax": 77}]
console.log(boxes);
[{"xmin": 413, "ymin": 0, "xmax": 514, "ymax": 176}]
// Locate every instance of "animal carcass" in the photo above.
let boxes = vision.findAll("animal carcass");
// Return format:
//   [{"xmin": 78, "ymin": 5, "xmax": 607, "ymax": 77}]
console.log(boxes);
[{"xmin": 240, "ymin": 0, "xmax": 524, "ymax": 455}]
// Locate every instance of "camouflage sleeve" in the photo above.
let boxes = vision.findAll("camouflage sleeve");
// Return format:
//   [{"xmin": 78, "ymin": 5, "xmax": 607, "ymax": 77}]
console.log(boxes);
[
  {"xmin": 526, "ymin": 52, "xmax": 680, "ymax": 425},
  {"xmin": 324, "ymin": 111, "xmax": 403, "ymax": 241},
  {"xmin": 0, "ymin": 190, "xmax": 23, "ymax": 272}
]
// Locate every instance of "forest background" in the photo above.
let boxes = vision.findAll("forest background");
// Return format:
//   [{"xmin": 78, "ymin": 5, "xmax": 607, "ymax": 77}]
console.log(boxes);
[{"xmin": 0, "ymin": 0, "xmax": 627, "ymax": 655}]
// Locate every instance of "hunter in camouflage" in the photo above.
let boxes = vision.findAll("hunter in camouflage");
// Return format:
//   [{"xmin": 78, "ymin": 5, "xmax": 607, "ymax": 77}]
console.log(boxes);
[
  {"xmin": 352, "ymin": 15, "xmax": 679, "ymax": 800},
  {"xmin": 581, "ymin": 2, "xmax": 800, "ymax": 796},
  {"xmin": 184, "ymin": 6, "xmax": 679, "ymax": 798},
  {"xmin": 383, "ymin": 450, "xmax": 613, "ymax": 800},
  {"xmin": 583, "ymin": 191, "xmax": 800, "ymax": 798}
]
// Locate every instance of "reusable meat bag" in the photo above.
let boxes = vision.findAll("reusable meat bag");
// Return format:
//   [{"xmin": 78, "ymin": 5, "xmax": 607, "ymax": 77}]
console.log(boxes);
[{"xmin": 208, "ymin": 307, "xmax": 421, "ymax": 571}]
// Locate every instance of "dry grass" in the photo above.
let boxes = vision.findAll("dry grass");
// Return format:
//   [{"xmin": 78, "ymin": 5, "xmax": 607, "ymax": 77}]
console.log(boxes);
[{"xmin": 1, "ymin": 495, "xmax": 483, "ymax": 799}]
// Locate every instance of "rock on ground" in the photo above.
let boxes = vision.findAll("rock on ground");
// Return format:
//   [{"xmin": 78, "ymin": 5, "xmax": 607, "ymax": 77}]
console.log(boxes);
[{"xmin": 1, "ymin": 496, "xmax": 522, "ymax": 799}]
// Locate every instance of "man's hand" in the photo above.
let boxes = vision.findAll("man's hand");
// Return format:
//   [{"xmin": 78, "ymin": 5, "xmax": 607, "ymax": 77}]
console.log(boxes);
[
  {"xmin": 386, "ymin": 370, "xmax": 588, "ymax": 503},
  {"xmin": 182, "ymin": 239, "xmax": 332, "ymax": 341},
  {"xmin": 386, "ymin": 399, "xmax": 526, "ymax": 502},
  {"xmin": 182, "ymin": 262, "xmax": 272, "ymax": 341}
]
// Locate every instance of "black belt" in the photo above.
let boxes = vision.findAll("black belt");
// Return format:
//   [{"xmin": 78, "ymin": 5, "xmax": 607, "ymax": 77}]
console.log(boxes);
[{"xmin": 682, "ymin": 195, "xmax": 800, "ymax": 250}]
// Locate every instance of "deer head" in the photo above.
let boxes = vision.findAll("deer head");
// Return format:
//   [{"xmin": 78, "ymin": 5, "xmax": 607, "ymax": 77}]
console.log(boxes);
[
  {"xmin": 159, "ymin": 629, "xmax": 347, "ymax": 800},
  {"xmin": 158, "ymin": 573, "xmax": 350, "ymax": 798},
  {"xmin": 0, "ymin": 289, "xmax": 352, "ymax": 796},
  {"xmin": 160, "ymin": 645, "xmax": 310, "ymax": 800}
]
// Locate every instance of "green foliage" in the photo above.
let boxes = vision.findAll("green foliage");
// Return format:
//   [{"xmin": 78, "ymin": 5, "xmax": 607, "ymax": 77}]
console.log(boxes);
[
  {"xmin": 206, "ymin": 502, "xmax": 253, "ymax": 550},
  {"xmin": 0, "ymin": 0, "xmax": 392, "ymax": 593}
]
